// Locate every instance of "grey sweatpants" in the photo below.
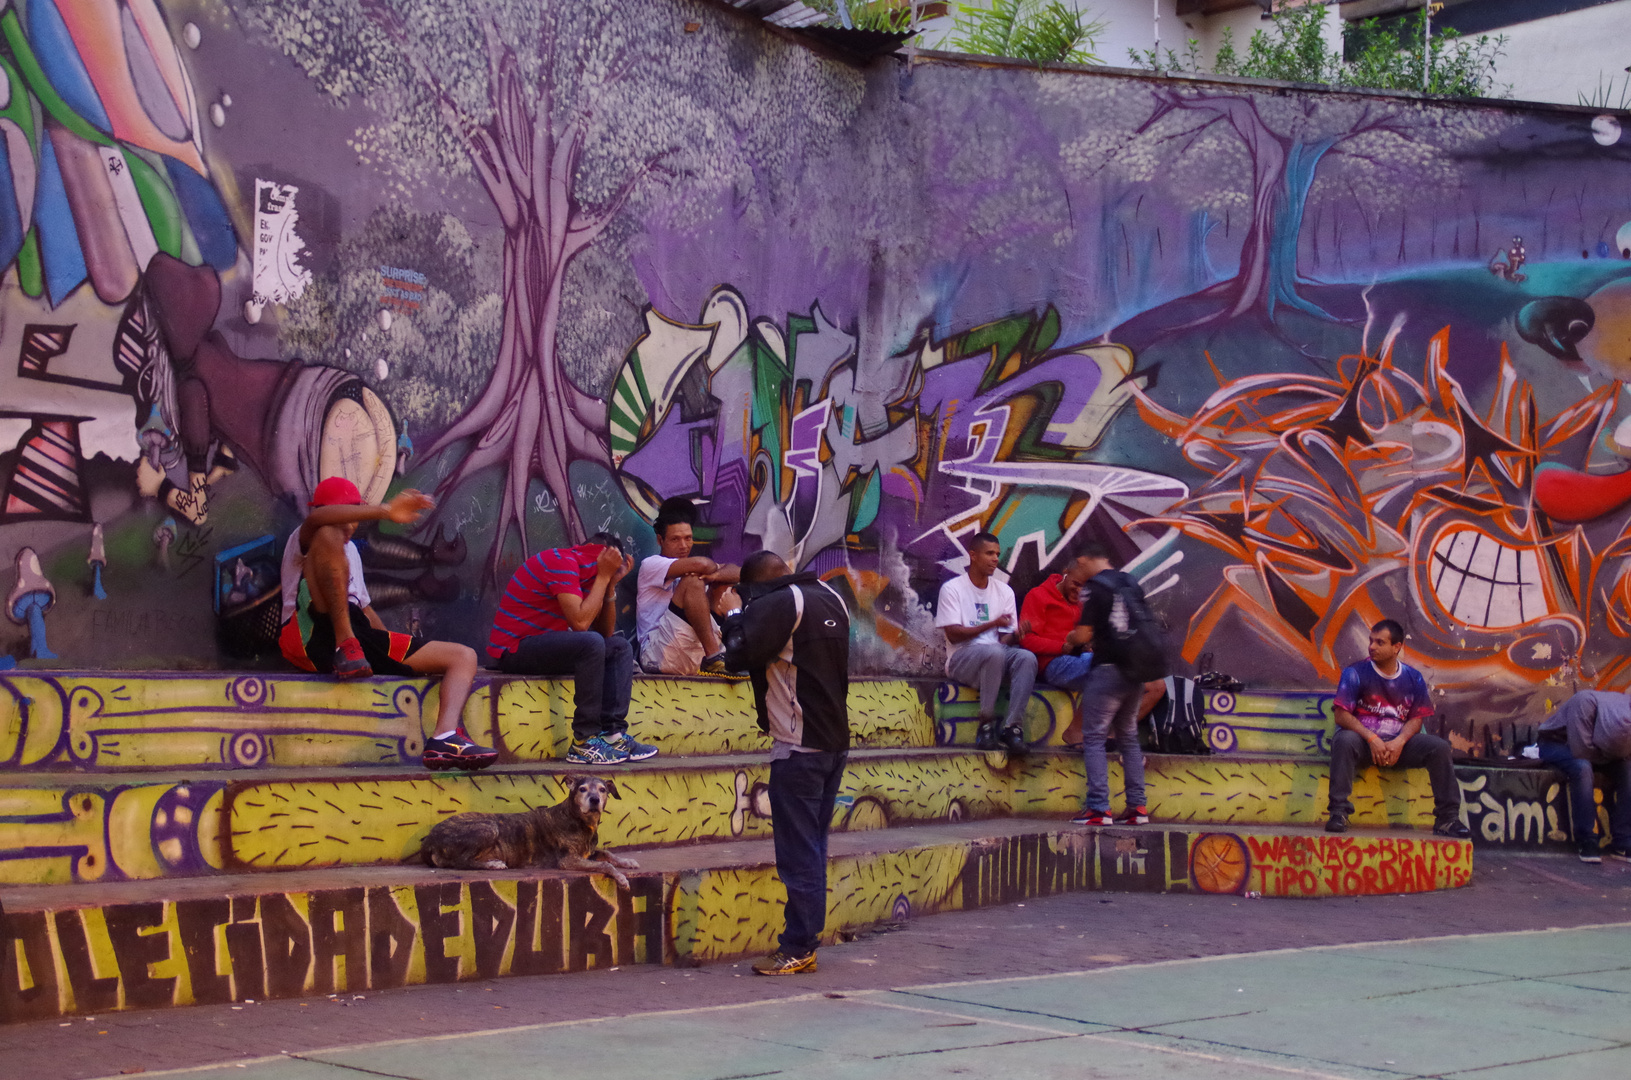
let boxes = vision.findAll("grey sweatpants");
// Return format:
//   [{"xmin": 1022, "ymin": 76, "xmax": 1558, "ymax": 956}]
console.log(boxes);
[{"xmin": 946, "ymin": 643, "xmax": 1037, "ymax": 732}]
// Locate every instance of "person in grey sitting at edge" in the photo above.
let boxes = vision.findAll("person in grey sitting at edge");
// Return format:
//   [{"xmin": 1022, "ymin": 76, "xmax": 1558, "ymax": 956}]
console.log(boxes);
[
  {"xmin": 1536, "ymin": 688, "xmax": 1631, "ymax": 863},
  {"xmin": 1326, "ymin": 619, "xmax": 1470, "ymax": 838},
  {"xmin": 935, "ymin": 532, "xmax": 1036, "ymax": 753}
]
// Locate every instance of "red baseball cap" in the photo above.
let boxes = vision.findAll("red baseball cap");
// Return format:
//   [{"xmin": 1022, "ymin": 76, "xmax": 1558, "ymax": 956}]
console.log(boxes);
[{"xmin": 309, "ymin": 476, "xmax": 364, "ymax": 507}]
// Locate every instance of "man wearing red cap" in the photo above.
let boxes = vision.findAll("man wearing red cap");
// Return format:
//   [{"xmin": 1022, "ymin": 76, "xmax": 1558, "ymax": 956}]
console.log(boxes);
[{"xmin": 279, "ymin": 477, "xmax": 496, "ymax": 770}]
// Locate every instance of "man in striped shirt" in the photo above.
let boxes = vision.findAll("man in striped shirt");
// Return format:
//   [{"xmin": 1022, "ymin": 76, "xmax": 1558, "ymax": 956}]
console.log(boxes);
[{"xmin": 487, "ymin": 533, "xmax": 658, "ymax": 765}]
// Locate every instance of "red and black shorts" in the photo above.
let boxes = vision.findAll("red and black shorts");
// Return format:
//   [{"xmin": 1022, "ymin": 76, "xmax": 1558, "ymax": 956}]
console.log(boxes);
[{"xmin": 279, "ymin": 598, "xmax": 421, "ymax": 677}]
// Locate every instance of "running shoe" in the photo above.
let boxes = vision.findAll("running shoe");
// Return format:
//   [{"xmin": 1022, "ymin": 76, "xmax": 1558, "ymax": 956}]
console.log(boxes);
[
  {"xmin": 752, "ymin": 949, "xmax": 817, "ymax": 976},
  {"xmin": 1604, "ymin": 845, "xmax": 1631, "ymax": 862},
  {"xmin": 566, "ymin": 735, "xmax": 630, "ymax": 765},
  {"xmin": 1071, "ymin": 810, "xmax": 1114, "ymax": 826},
  {"xmin": 423, "ymin": 729, "xmax": 497, "ymax": 771},
  {"xmin": 1579, "ymin": 845, "xmax": 1604, "ymax": 864},
  {"xmin": 1117, "ymin": 805, "xmax": 1150, "ymax": 825},
  {"xmin": 700, "ymin": 652, "xmax": 728, "ymax": 674},
  {"xmin": 1324, "ymin": 815, "xmax": 1349, "ymax": 834},
  {"xmin": 606, "ymin": 732, "xmax": 659, "ymax": 761},
  {"xmin": 332, "ymin": 637, "xmax": 373, "ymax": 680},
  {"xmin": 1432, "ymin": 818, "xmax": 1472, "ymax": 839}
]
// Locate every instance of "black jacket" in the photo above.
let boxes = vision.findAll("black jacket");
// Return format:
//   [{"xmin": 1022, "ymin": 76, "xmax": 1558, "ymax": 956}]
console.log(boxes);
[
  {"xmin": 1080, "ymin": 568, "xmax": 1143, "ymax": 669},
  {"xmin": 722, "ymin": 571, "xmax": 850, "ymax": 753}
]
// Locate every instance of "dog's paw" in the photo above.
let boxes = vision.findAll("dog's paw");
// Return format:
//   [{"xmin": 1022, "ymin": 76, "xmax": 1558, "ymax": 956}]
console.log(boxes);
[
  {"xmin": 609, "ymin": 871, "xmax": 631, "ymax": 890},
  {"xmin": 477, "ymin": 859, "xmax": 508, "ymax": 870},
  {"xmin": 611, "ymin": 854, "xmax": 640, "ymax": 869}
]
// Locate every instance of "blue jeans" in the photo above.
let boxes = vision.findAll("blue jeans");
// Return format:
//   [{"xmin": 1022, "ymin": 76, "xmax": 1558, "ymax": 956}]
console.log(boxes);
[
  {"xmin": 769, "ymin": 750, "xmax": 847, "ymax": 956},
  {"xmin": 1044, "ymin": 653, "xmax": 1094, "ymax": 691},
  {"xmin": 1539, "ymin": 739, "xmax": 1631, "ymax": 851},
  {"xmin": 1079, "ymin": 664, "xmax": 1145, "ymax": 813},
  {"xmin": 495, "ymin": 631, "xmax": 632, "ymax": 742}
]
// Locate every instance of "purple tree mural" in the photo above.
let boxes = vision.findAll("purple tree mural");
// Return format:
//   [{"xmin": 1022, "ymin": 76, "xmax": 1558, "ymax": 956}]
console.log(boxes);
[
  {"xmin": 1069, "ymin": 83, "xmax": 1516, "ymax": 326},
  {"xmin": 239, "ymin": 0, "xmax": 861, "ymax": 579}
]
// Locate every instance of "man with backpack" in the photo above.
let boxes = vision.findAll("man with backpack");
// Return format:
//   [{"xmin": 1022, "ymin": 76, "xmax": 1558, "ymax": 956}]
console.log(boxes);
[{"xmin": 1071, "ymin": 543, "xmax": 1168, "ymax": 826}]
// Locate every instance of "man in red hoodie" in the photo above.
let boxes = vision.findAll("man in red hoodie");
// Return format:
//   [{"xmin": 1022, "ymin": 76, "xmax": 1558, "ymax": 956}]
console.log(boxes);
[
  {"xmin": 1018, "ymin": 557, "xmax": 1096, "ymax": 691},
  {"xmin": 1018, "ymin": 556, "xmax": 1165, "ymax": 746}
]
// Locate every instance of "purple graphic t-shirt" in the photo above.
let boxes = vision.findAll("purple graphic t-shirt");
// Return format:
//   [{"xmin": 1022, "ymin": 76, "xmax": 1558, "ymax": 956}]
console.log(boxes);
[{"xmin": 1333, "ymin": 659, "xmax": 1433, "ymax": 739}]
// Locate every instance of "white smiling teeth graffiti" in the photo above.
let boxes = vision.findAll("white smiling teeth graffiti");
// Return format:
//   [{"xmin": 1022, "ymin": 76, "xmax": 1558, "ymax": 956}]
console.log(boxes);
[{"xmin": 1429, "ymin": 527, "xmax": 1547, "ymax": 629}]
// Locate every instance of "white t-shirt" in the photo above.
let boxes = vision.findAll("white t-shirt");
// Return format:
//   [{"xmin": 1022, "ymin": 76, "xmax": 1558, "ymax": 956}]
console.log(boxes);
[
  {"xmin": 636, "ymin": 555, "xmax": 681, "ymax": 642},
  {"xmin": 935, "ymin": 573, "xmax": 1016, "ymax": 666},
  {"xmin": 280, "ymin": 530, "xmax": 370, "ymax": 624}
]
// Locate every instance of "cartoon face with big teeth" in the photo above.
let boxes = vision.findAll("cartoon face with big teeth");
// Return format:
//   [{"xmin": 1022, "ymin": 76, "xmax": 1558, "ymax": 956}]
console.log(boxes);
[{"xmin": 1136, "ymin": 327, "xmax": 1629, "ymax": 724}]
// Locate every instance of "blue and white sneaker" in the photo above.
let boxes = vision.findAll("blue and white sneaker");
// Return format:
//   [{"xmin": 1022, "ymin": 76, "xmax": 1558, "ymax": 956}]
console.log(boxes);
[
  {"xmin": 566, "ymin": 735, "xmax": 629, "ymax": 765},
  {"xmin": 606, "ymin": 732, "xmax": 659, "ymax": 761}
]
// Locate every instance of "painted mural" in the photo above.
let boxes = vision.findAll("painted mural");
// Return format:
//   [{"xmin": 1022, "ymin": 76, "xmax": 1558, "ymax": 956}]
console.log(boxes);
[
  {"xmin": 0, "ymin": 824, "xmax": 1471, "ymax": 1022},
  {"xmin": 0, "ymin": 0, "xmax": 1625, "ymax": 737}
]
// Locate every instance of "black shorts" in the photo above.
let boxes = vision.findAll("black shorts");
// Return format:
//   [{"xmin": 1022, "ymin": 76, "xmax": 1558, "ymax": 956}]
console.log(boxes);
[{"xmin": 279, "ymin": 600, "xmax": 422, "ymax": 676}]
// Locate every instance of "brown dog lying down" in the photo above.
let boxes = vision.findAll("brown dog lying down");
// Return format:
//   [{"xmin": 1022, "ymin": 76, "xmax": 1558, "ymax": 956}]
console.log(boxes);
[{"xmin": 416, "ymin": 774, "xmax": 640, "ymax": 889}]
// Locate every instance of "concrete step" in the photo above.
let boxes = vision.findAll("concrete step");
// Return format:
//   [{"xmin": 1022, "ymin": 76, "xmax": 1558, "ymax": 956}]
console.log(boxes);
[
  {"xmin": 6, "ymin": 745, "xmax": 1525, "ymax": 886},
  {"xmin": 0, "ymin": 671, "xmax": 935, "ymax": 772},
  {"xmin": 0, "ymin": 817, "xmax": 1473, "ymax": 1023}
]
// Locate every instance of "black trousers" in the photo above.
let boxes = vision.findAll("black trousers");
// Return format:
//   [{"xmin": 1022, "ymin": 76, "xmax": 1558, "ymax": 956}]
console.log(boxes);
[
  {"xmin": 1328, "ymin": 728, "xmax": 1460, "ymax": 823},
  {"xmin": 769, "ymin": 749, "xmax": 847, "ymax": 956}
]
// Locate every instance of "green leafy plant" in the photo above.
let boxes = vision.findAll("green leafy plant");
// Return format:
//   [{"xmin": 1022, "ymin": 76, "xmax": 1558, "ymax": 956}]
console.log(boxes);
[
  {"xmin": 804, "ymin": 0, "xmax": 919, "ymax": 33},
  {"xmin": 1128, "ymin": 36, "xmax": 1203, "ymax": 76},
  {"xmin": 950, "ymin": 0, "xmax": 1104, "ymax": 66},
  {"xmin": 1131, "ymin": 3, "xmax": 1505, "ymax": 99},
  {"xmin": 1344, "ymin": 8, "xmax": 1507, "ymax": 97}
]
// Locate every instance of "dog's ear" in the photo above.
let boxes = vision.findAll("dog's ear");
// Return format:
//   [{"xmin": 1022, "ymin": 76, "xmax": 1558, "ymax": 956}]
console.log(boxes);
[
  {"xmin": 605, "ymin": 777, "xmax": 621, "ymax": 800},
  {"xmin": 559, "ymin": 773, "xmax": 581, "ymax": 792}
]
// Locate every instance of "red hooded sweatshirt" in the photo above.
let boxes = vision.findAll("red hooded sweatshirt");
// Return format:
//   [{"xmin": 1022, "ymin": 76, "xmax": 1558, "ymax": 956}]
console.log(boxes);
[{"xmin": 1019, "ymin": 572, "xmax": 1081, "ymax": 671}]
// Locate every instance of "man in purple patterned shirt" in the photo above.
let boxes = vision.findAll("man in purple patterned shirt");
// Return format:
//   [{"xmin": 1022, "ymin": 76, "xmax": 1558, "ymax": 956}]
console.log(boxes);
[{"xmin": 1326, "ymin": 619, "xmax": 1469, "ymax": 838}]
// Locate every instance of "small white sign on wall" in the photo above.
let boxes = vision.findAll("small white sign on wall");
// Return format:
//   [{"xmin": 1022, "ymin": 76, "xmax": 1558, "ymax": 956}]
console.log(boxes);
[{"xmin": 251, "ymin": 178, "xmax": 312, "ymax": 307}]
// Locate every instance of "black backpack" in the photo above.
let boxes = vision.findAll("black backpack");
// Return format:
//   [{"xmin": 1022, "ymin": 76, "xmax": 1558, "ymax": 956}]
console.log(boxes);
[
  {"xmin": 1092, "ymin": 569, "xmax": 1169, "ymax": 684},
  {"xmin": 1141, "ymin": 676, "xmax": 1211, "ymax": 754}
]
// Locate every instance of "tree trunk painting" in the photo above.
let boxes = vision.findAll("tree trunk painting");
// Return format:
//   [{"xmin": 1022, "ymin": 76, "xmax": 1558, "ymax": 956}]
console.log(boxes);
[
  {"xmin": 1140, "ymin": 90, "xmax": 1408, "ymax": 327},
  {"xmin": 357, "ymin": 14, "xmax": 662, "ymax": 582}
]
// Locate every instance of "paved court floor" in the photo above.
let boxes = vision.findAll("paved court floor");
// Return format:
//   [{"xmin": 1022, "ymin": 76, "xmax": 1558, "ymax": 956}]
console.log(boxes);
[{"xmin": 93, "ymin": 923, "xmax": 1631, "ymax": 1080}]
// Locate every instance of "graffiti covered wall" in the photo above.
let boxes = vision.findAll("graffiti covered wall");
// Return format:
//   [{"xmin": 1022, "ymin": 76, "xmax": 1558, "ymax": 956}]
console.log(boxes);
[{"xmin": 1, "ymin": 0, "xmax": 1629, "ymax": 736}]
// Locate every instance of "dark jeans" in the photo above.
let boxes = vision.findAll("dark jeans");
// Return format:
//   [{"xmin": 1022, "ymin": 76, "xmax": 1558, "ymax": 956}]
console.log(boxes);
[
  {"xmin": 1539, "ymin": 740, "xmax": 1631, "ymax": 851},
  {"xmin": 1328, "ymin": 728, "xmax": 1460, "ymax": 822},
  {"xmin": 496, "ymin": 631, "xmax": 632, "ymax": 742},
  {"xmin": 769, "ymin": 749, "xmax": 847, "ymax": 956}
]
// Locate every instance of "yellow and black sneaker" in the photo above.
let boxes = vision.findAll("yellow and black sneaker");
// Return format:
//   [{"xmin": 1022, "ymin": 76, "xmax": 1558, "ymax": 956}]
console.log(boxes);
[{"xmin": 752, "ymin": 949, "xmax": 817, "ymax": 976}]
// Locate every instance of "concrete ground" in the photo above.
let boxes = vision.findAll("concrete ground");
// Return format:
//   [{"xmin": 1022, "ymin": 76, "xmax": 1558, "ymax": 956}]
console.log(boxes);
[{"xmin": 5, "ymin": 852, "xmax": 1630, "ymax": 1080}]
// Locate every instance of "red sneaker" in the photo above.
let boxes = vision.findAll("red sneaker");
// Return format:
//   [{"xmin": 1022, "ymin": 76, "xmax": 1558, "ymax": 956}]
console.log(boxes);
[
  {"xmin": 332, "ymin": 637, "xmax": 373, "ymax": 680},
  {"xmin": 1117, "ymin": 805, "xmax": 1151, "ymax": 825},
  {"xmin": 1071, "ymin": 810, "xmax": 1114, "ymax": 826}
]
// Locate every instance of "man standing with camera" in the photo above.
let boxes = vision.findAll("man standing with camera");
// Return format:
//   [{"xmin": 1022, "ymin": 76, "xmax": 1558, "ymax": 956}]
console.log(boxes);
[{"xmin": 722, "ymin": 550, "xmax": 851, "ymax": 976}]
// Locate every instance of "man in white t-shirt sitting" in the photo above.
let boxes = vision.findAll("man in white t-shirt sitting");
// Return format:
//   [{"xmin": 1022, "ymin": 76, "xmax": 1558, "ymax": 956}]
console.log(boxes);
[
  {"xmin": 636, "ymin": 498, "xmax": 740, "ymax": 675},
  {"xmin": 935, "ymin": 532, "xmax": 1037, "ymax": 753}
]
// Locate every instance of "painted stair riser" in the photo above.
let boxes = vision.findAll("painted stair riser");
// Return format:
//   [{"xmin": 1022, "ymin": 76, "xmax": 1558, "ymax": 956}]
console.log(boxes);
[
  {"xmin": 0, "ymin": 827, "xmax": 1472, "ymax": 1023},
  {"xmin": 0, "ymin": 674, "xmax": 936, "ymax": 771},
  {"xmin": 933, "ymin": 685, "xmax": 1337, "ymax": 754},
  {"xmin": 6, "ymin": 754, "xmax": 1494, "ymax": 885}
]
